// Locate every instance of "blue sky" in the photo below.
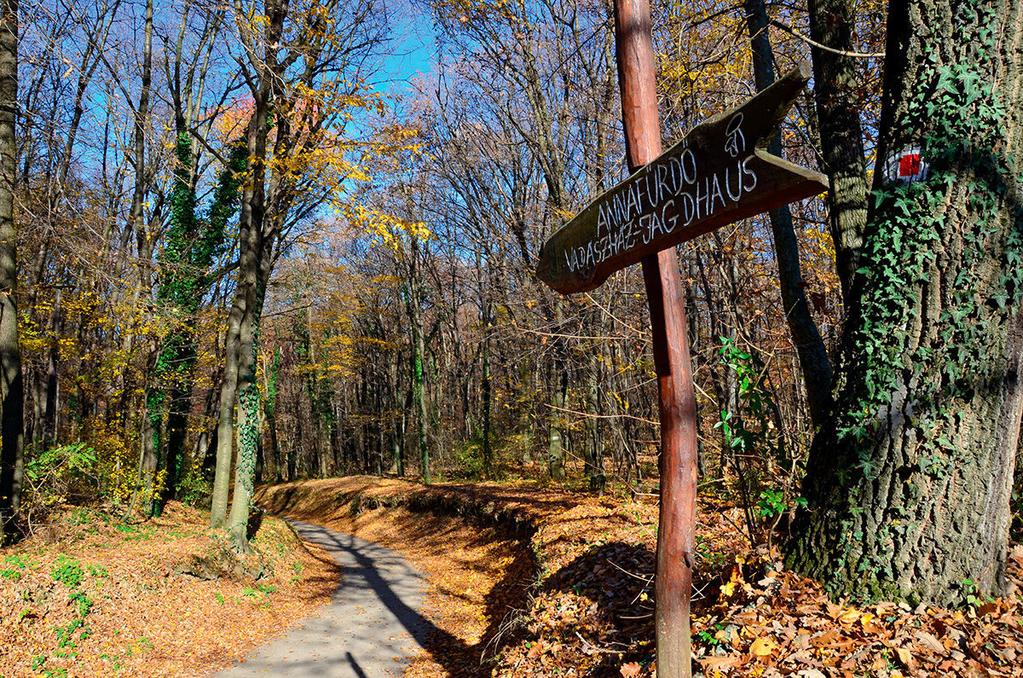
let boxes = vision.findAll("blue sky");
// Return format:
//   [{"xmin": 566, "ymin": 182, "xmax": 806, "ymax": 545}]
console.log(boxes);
[{"xmin": 377, "ymin": 1, "xmax": 438, "ymax": 94}]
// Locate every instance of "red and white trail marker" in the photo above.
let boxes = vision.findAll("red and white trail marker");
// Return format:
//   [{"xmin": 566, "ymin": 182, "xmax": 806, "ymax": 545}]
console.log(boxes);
[{"xmin": 886, "ymin": 146, "xmax": 928, "ymax": 183}]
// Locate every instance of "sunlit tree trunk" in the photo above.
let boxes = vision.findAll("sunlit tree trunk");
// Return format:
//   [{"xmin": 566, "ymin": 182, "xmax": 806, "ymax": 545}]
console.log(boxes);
[
  {"xmin": 404, "ymin": 237, "xmax": 430, "ymax": 483},
  {"xmin": 212, "ymin": 117, "xmax": 265, "ymax": 531},
  {"xmin": 210, "ymin": 294, "xmax": 243, "ymax": 527},
  {"xmin": 134, "ymin": 0, "xmax": 157, "ymax": 508},
  {"xmin": 808, "ymin": 0, "xmax": 869, "ymax": 301},
  {"xmin": 743, "ymin": 0, "xmax": 833, "ymax": 425},
  {"xmin": 226, "ymin": 93, "xmax": 270, "ymax": 548},
  {"xmin": 263, "ymin": 347, "xmax": 281, "ymax": 482},
  {"xmin": 480, "ymin": 303, "xmax": 494, "ymax": 477},
  {"xmin": 39, "ymin": 287, "xmax": 59, "ymax": 449}
]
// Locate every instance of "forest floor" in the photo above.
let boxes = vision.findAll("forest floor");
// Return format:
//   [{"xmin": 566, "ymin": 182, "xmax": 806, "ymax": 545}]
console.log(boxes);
[
  {"xmin": 257, "ymin": 477, "xmax": 1023, "ymax": 677},
  {"xmin": 0, "ymin": 502, "xmax": 339, "ymax": 677}
]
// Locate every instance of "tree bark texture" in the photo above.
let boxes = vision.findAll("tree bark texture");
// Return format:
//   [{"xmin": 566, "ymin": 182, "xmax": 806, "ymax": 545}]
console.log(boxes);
[
  {"xmin": 789, "ymin": 0, "xmax": 1023, "ymax": 606},
  {"xmin": 808, "ymin": 0, "xmax": 870, "ymax": 301}
]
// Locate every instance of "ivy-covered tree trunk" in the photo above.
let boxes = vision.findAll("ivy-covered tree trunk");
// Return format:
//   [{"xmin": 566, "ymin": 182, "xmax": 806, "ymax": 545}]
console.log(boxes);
[
  {"xmin": 151, "ymin": 138, "xmax": 244, "ymax": 515},
  {"xmin": 212, "ymin": 131, "xmax": 266, "ymax": 531},
  {"xmin": 210, "ymin": 293, "xmax": 243, "ymax": 528},
  {"xmin": 225, "ymin": 98, "xmax": 271, "ymax": 549},
  {"xmin": 788, "ymin": 0, "xmax": 1023, "ymax": 605},
  {"xmin": 406, "ymin": 250, "xmax": 430, "ymax": 484},
  {"xmin": 146, "ymin": 133, "xmax": 196, "ymax": 516},
  {"xmin": 207, "ymin": 154, "xmax": 253, "ymax": 528},
  {"xmin": 227, "ymin": 294, "xmax": 264, "ymax": 550},
  {"xmin": 263, "ymin": 348, "xmax": 282, "ymax": 482}
]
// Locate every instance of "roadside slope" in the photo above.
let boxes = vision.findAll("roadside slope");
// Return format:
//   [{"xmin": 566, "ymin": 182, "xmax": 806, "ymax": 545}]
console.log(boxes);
[
  {"xmin": 258, "ymin": 477, "xmax": 1023, "ymax": 677},
  {"xmin": 0, "ymin": 503, "xmax": 338, "ymax": 677}
]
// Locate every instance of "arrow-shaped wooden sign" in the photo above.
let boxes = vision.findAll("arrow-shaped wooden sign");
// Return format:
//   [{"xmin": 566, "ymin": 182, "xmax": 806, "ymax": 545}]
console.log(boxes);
[{"xmin": 536, "ymin": 62, "xmax": 827, "ymax": 295}]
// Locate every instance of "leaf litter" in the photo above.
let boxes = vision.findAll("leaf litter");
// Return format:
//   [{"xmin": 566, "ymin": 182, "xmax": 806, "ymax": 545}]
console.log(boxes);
[
  {"xmin": 0, "ymin": 502, "xmax": 339, "ymax": 676},
  {"xmin": 259, "ymin": 478, "xmax": 1023, "ymax": 677}
]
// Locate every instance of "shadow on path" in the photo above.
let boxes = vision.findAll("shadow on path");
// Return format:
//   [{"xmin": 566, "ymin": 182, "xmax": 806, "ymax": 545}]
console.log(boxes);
[{"xmin": 218, "ymin": 520, "xmax": 442, "ymax": 677}]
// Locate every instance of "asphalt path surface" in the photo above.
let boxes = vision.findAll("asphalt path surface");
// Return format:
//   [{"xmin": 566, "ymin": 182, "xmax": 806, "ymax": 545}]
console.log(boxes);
[{"xmin": 218, "ymin": 519, "xmax": 429, "ymax": 677}]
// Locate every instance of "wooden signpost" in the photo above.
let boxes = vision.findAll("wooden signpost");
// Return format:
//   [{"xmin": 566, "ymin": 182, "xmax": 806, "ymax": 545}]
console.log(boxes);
[
  {"xmin": 537, "ymin": 63, "xmax": 827, "ymax": 296},
  {"xmin": 534, "ymin": 1, "xmax": 828, "ymax": 675}
]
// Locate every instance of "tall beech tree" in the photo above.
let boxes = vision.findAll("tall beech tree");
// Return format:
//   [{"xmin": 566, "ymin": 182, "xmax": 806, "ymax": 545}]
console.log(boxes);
[
  {"xmin": 789, "ymin": 0, "xmax": 1023, "ymax": 605},
  {"xmin": 134, "ymin": 0, "xmax": 157, "ymax": 506},
  {"xmin": 210, "ymin": 0, "xmax": 391, "ymax": 547}
]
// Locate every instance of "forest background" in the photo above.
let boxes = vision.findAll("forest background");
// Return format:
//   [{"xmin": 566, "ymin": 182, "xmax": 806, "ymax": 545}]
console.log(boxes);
[{"xmin": 4, "ymin": 0, "xmax": 1014, "ymax": 589}]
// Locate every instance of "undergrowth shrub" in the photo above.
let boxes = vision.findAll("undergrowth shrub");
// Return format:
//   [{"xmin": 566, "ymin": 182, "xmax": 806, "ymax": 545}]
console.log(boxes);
[
  {"xmin": 22, "ymin": 443, "xmax": 98, "ymax": 515},
  {"xmin": 20, "ymin": 418, "xmax": 165, "ymax": 527},
  {"xmin": 715, "ymin": 337, "xmax": 802, "ymax": 543}
]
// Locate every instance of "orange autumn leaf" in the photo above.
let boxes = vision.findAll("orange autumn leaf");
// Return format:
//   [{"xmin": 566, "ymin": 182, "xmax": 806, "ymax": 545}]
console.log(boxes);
[{"xmin": 620, "ymin": 661, "xmax": 643, "ymax": 677}]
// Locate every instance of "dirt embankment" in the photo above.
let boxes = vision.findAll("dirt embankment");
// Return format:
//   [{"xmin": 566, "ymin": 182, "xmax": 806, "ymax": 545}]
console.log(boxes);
[
  {"xmin": 255, "ymin": 477, "xmax": 690, "ymax": 676},
  {"xmin": 0, "ymin": 502, "xmax": 339, "ymax": 677}
]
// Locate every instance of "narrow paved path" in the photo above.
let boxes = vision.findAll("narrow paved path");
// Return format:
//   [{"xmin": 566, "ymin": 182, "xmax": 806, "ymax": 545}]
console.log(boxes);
[{"xmin": 218, "ymin": 519, "xmax": 429, "ymax": 677}]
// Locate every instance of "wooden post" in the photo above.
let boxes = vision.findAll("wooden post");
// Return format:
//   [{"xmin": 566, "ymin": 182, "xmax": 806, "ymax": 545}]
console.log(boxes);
[
  {"xmin": 538, "ymin": 9, "xmax": 822, "ymax": 675},
  {"xmin": 612, "ymin": 0, "xmax": 698, "ymax": 676}
]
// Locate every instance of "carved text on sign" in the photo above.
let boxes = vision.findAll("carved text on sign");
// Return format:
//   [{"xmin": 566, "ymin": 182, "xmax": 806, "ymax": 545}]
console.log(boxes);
[
  {"xmin": 564, "ymin": 137, "xmax": 761, "ymax": 275},
  {"xmin": 536, "ymin": 63, "xmax": 829, "ymax": 295}
]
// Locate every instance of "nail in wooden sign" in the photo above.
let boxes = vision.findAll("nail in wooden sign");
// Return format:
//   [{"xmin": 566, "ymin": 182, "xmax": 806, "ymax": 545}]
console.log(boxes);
[{"xmin": 536, "ymin": 62, "xmax": 828, "ymax": 295}]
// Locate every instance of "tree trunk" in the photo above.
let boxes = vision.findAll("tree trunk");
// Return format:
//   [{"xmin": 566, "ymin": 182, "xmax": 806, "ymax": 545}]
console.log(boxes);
[
  {"xmin": 409, "ymin": 272, "xmax": 430, "ymax": 484},
  {"xmin": 33, "ymin": 285, "xmax": 60, "ymax": 452},
  {"xmin": 227, "ymin": 297, "xmax": 263, "ymax": 549},
  {"xmin": 392, "ymin": 355, "xmax": 405, "ymax": 476},
  {"xmin": 481, "ymin": 304, "xmax": 494, "ymax": 477},
  {"xmin": 743, "ymin": 0, "xmax": 833, "ymax": 425},
  {"xmin": 134, "ymin": 0, "xmax": 157, "ymax": 508},
  {"xmin": 808, "ymin": 0, "xmax": 869, "ymax": 301},
  {"xmin": 210, "ymin": 293, "xmax": 242, "ymax": 527},
  {"xmin": 211, "ymin": 134, "xmax": 263, "ymax": 529},
  {"xmin": 788, "ymin": 0, "xmax": 1023, "ymax": 605},
  {"xmin": 162, "ymin": 381, "xmax": 189, "ymax": 504},
  {"xmin": 226, "ymin": 97, "xmax": 271, "ymax": 550},
  {"xmin": 548, "ymin": 301, "xmax": 568, "ymax": 481},
  {"xmin": 0, "ymin": 0, "xmax": 22, "ymax": 540},
  {"xmin": 263, "ymin": 348, "xmax": 281, "ymax": 482}
]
